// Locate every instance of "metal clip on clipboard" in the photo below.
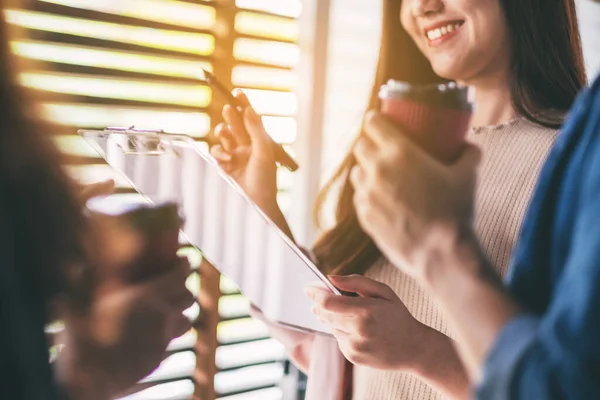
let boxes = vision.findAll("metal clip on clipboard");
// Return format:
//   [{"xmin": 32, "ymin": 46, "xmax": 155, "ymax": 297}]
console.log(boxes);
[
  {"xmin": 83, "ymin": 126, "xmax": 190, "ymax": 156},
  {"xmin": 79, "ymin": 126, "xmax": 339, "ymax": 335}
]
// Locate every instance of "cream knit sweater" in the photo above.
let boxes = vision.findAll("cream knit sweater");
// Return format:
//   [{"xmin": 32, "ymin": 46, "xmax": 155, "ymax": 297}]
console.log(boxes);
[{"xmin": 352, "ymin": 118, "xmax": 559, "ymax": 400}]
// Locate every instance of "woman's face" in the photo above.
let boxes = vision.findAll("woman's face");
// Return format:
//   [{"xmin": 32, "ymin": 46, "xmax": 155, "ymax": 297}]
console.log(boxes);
[{"xmin": 400, "ymin": 0, "xmax": 511, "ymax": 82}]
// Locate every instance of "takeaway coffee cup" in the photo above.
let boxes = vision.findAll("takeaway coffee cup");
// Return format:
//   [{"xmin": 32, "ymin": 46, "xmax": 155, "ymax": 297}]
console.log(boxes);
[{"xmin": 379, "ymin": 80, "xmax": 473, "ymax": 163}]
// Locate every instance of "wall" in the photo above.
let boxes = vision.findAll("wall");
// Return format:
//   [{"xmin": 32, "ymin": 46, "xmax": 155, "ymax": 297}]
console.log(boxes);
[
  {"xmin": 317, "ymin": 0, "xmax": 382, "ymax": 228},
  {"xmin": 577, "ymin": 0, "xmax": 600, "ymax": 80}
]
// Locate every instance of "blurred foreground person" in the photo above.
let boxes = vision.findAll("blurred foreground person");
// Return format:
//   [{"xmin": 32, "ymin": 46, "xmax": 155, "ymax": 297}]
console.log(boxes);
[{"xmin": 0, "ymin": 6, "xmax": 194, "ymax": 400}]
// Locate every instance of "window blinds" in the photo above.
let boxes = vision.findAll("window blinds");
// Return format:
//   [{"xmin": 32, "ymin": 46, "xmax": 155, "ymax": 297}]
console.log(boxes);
[{"xmin": 7, "ymin": 1, "xmax": 302, "ymax": 399}]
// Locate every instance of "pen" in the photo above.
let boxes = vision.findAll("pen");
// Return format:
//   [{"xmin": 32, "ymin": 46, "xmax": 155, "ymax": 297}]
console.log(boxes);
[{"xmin": 199, "ymin": 69, "xmax": 299, "ymax": 172}]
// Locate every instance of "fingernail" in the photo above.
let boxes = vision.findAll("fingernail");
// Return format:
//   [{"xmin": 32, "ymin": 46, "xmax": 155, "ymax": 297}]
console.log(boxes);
[
  {"xmin": 234, "ymin": 89, "xmax": 247, "ymax": 100},
  {"xmin": 221, "ymin": 152, "xmax": 232, "ymax": 161},
  {"xmin": 233, "ymin": 88, "xmax": 247, "ymax": 100},
  {"xmin": 304, "ymin": 287, "xmax": 316, "ymax": 299}
]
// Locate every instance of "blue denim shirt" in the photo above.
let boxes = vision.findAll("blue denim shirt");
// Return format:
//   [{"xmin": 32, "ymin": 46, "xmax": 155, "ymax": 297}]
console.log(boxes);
[{"xmin": 476, "ymin": 75, "xmax": 600, "ymax": 399}]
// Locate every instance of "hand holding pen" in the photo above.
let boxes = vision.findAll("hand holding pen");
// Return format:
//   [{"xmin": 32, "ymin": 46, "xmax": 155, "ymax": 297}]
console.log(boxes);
[
  {"xmin": 210, "ymin": 90, "xmax": 282, "ymax": 211},
  {"xmin": 200, "ymin": 69, "xmax": 298, "ymax": 172},
  {"xmin": 211, "ymin": 89, "xmax": 296, "ymax": 240}
]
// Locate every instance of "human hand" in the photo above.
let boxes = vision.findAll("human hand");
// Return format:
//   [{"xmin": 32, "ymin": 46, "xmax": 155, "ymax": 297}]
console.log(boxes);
[
  {"xmin": 58, "ymin": 259, "xmax": 194, "ymax": 400},
  {"xmin": 351, "ymin": 112, "xmax": 481, "ymax": 281},
  {"xmin": 249, "ymin": 304, "xmax": 315, "ymax": 372},
  {"xmin": 210, "ymin": 90, "xmax": 279, "ymax": 213},
  {"xmin": 77, "ymin": 179, "xmax": 115, "ymax": 203},
  {"xmin": 57, "ymin": 209, "xmax": 193, "ymax": 400},
  {"xmin": 305, "ymin": 275, "xmax": 425, "ymax": 370}
]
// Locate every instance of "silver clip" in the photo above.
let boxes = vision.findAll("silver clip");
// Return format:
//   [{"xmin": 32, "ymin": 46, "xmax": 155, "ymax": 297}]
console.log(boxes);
[
  {"xmin": 79, "ymin": 126, "xmax": 194, "ymax": 157},
  {"xmin": 105, "ymin": 126, "xmax": 166, "ymax": 155},
  {"xmin": 105, "ymin": 126, "xmax": 165, "ymax": 135}
]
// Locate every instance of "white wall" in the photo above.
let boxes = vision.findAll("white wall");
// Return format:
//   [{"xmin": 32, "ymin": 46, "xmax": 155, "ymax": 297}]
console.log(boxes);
[
  {"xmin": 317, "ymin": 0, "xmax": 382, "ymax": 227},
  {"xmin": 577, "ymin": 0, "xmax": 600, "ymax": 80},
  {"xmin": 320, "ymin": 0, "xmax": 382, "ymax": 183}
]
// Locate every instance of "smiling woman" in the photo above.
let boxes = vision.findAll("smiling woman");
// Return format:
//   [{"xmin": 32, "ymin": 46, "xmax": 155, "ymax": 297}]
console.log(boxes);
[
  {"xmin": 207, "ymin": 0, "xmax": 587, "ymax": 399},
  {"xmin": 308, "ymin": 0, "xmax": 586, "ymax": 398}
]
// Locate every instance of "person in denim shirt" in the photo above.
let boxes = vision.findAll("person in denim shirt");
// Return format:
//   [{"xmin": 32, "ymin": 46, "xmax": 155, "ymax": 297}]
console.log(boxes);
[{"xmin": 345, "ymin": 73, "xmax": 600, "ymax": 399}]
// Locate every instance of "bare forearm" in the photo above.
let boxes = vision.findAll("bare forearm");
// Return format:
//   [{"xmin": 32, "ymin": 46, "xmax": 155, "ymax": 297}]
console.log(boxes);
[
  {"xmin": 411, "ymin": 325, "xmax": 470, "ymax": 400},
  {"xmin": 422, "ymin": 228, "xmax": 521, "ymax": 380}
]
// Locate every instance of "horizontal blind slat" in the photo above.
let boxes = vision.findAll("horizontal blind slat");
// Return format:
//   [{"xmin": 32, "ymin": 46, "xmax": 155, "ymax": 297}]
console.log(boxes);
[
  {"xmin": 13, "ymin": 40, "xmax": 212, "ymax": 79},
  {"xmin": 37, "ymin": 0, "xmax": 216, "ymax": 29},
  {"xmin": 235, "ymin": 0, "xmax": 302, "ymax": 19},
  {"xmin": 20, "ymin": 71, "xmax": 213, "ymax": 107},
  {"xmin": 48, "ymin": 105, "xmax": 211, "ymax": 137},
  {"xmin": 15, "ymin": 1, "xmax": 304, "ymax": 397},
  {"xmin": 6, "ymin": 9, "xmax": 216, "ymax": 55}
]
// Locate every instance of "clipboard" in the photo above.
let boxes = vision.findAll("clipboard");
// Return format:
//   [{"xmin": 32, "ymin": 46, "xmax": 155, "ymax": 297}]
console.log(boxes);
[{"xmin": 79, "ymin": 127, "xmax": 340, "ymax": 335}]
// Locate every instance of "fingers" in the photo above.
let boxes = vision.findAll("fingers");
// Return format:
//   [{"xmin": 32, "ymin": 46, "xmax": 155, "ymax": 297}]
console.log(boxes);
[
  {"xmin": 243, "ymin": 107, "xmax": 273, "ymax": 154},
  {"xmin": 233, "ymin": 88, "xmax": 251, "ymax": 107},
  {"xmin": 79, "ymin": 179, "xmax": 115, "ymax": 203},
  {"xmin": 328, "ymin": 275, "xmax": 397, "ymax": 300},
  {"xmin": 349, "ymin": 164, "xmax": 366, "ymax": 193},
  {"xmin": 210, "ymin": 144, "xmax": 252, "ymax": 175},
  {"xmin": 363, "ymin": 111, "xmax": 406, "ymax": 148},
  {"xmin": 223, "ymin": 104, "xmax": 250, "ymax": 146},
  {"xmin": 141, "ymin": 259, "xmax": 193, "ymax": 310},
  {"xmin": 310, "ymin": 304, "xmax": 352, "ymax": 333},
  {"xmin": 220, "ymin": 89, "xmax": 274, "ymax": 160},
  {"xmin": 360, "ymin": 111, "xmax": 428, "ymax": 167},
  {"xmin": 171, "ymin": 287, "xmax": 196, "ymax": 312},
  {"xmin": 353, "ymin": 136, "xmax": 379, "ymax": 175},
  {"xmin": 169, "ymin": 314, "xmax": 193, "ymax": 340},
  {"xmin": 214, "ymin": 123, "xmax": 238, "ymax": 152},
  {"xmin": 210, "ymin": 144, "xmax": 232, "ymax": 163},
  {"xmin": 305, "ymin": 287, "xmax": 364, "ymax": 314},
  {"xmin": 134, "ymin": 263, "xmax": 194, "ymax": 343}
]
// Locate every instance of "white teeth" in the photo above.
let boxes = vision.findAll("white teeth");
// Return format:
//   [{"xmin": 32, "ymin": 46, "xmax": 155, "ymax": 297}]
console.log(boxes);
[{"xmin": 426, "ymin": 22, "xmax": 462, "ymax": 41}]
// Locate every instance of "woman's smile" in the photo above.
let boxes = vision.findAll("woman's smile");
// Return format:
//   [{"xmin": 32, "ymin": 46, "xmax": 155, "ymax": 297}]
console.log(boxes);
[{"xmin": 424, "ymin": 20, "xmax": 465, "ymax": 47}]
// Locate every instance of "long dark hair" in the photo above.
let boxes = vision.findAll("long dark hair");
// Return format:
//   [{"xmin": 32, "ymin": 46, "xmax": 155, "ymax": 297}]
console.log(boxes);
[
  {"xmin": 313, "ymin": 0, "xmax": 586, "ymax": 275},
  {"xmin": 0, "ymin": 10, "xmax": 86, "ymax": 309}
]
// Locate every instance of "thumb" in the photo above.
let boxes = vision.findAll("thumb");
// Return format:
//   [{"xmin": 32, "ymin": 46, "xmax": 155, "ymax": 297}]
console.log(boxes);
[
  {"xmin": 243, "ymin": 107, "xmax": 273, "ymax": 155},
  {"xmin": 328, "ymin": 275, "xmax": 396, "ymax": 300},
  {"xmin": 79, "ymin": 179, "xmax": 115, "ymax": 203}
]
